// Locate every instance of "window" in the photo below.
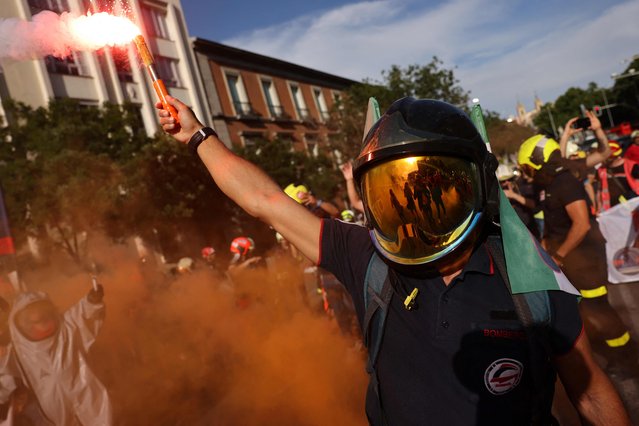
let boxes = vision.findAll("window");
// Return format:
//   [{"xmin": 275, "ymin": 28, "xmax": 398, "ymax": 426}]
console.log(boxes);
[
  {"xmin": 289, "ymin": 84, "xmax": 309, "ymax": 120},
  {"xmin": 140, "ymin": 4, "xmax": 170, "ymax": 39},
  {"xmin": 45, "ymin": 51, "xmax": 86, "ymax": 76},
  {"xmin": 261, "ymin": 79, "xmax": 283, "ymax": 118},
  {"xmin": 226, "ymin": 72, "xmax": 251, "ymax": 116},
  {"xmin": 155, "ymin": 56, "xmax": 181, "ymax": 88},
  {"xmin": 28, "ymin": 0, "xmax": 69, "ymax": 14},
  {"xmin": 332, "ymin": 91, "xmax": 344, "ymax": 110},
  {"xmin": 313, "ymin": 88, "xmax": 330, "ymax": 122}
]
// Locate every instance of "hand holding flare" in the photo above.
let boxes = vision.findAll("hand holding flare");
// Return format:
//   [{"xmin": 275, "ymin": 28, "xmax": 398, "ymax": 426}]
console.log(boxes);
[{"xmin": 133, "ymin": 35, "xmax": 180, "ymax": 123}]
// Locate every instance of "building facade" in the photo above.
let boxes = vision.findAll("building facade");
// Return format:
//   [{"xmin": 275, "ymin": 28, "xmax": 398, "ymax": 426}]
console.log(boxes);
[
  {"xmin": 0, "ymin": 0, "xmax": 211, "ymax": 136},
  {"xmin": 192, "ymin": 38, "xmax": 357, "ymax": 154}
]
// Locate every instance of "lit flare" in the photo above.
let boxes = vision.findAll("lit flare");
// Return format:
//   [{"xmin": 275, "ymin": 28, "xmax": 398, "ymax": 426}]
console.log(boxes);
[
  {"xmin": 133, "ymin": 35, "xmax": 180, "ymax": 123},
  {"xmin": 67, "ymin": 12, "xmax": 140, "ymax": 48}
]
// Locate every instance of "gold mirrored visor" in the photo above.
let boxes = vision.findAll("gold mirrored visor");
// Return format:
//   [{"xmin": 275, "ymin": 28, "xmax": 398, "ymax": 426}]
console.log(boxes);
[{"xmin": 361, "ymin": 155, "xmax": 482, "ymax": 265}]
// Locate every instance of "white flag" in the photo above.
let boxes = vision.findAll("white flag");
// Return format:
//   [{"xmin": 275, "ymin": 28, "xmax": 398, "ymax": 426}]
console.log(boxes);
[{"xmin": 597, "ymin": 197, "xmax": 639, "ymax": 284}]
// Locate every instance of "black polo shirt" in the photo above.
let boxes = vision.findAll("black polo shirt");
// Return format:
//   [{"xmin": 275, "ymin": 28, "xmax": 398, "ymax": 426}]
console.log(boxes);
[
  {"xmin": 538, "ymin": 170, "xmax": 588, "ymax": 242},
  {"xmin": 319, "ymin": 219, "xmax": 582, "ymax": 426}
]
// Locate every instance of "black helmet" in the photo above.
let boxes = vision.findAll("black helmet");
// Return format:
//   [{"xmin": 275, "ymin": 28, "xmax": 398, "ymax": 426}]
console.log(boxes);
[{"xmin": 353, "ymin": 97, "xmax": 498, "ymax": 271}]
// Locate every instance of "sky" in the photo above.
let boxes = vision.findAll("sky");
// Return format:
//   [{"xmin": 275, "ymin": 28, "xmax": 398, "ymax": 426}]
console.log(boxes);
[{"xmin": 182, "ymin": 0, "xmax": 639, "ymax": 118}]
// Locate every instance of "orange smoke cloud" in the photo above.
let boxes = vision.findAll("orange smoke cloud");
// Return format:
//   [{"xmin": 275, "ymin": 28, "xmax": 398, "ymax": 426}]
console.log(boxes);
[{"xmin": 19, "ymin": 235, "xmax": 367, "ymax": 425}]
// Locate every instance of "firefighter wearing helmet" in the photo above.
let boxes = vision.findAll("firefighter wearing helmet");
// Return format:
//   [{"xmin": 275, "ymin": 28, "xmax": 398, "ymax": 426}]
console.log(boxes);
[
  {"xmin": 228, "ymin": 236, "xmax": 263, "ymax": 273},
  {"xmin": 518, "ymin": 133, "xmax": 638, "ymax": 381},
  {"xmin": 323, "ymin": 98, "xmax": 609, "ymax": 423},
  {"xmin": 229, "ymin": 237, "xmax": 255, "ymax": 263},
  {"xmin": 351, "ymin": 97, "xmax": 499, "ymax": 271},
  {"xmin": 157, "ymin": 94, "xmax": 630, "ymax": 424}
]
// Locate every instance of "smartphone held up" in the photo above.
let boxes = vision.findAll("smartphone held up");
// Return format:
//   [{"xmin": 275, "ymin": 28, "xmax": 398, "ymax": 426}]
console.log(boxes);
[{"xmin": 571, "ymin": 117, "xmax": 591, "ymax": 130}]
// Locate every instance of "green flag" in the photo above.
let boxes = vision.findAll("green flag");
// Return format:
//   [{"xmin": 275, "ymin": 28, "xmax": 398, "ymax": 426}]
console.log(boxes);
[
  {"xmin": 362, "ymin": 97, "xmax": 381, "ymax": 142},
  {"xmin": 469, "ymin": 104, "xmax": 579, "ymax": 295}
]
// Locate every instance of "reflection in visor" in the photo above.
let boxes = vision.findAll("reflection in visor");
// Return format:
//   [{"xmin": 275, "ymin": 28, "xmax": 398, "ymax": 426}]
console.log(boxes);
[{"xmin": 361, "ymin": 156, "xmax": 481, "ymax": 265}]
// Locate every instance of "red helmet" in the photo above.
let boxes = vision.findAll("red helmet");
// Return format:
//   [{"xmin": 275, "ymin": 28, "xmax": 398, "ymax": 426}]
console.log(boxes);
[
  {"xmin": 609, "ymin": 141, "xmax": 622, "ymax": 157},
  {"xmin": 230, "ymin": 237, "xmax": 255, "ymax": 257},
  {"xmin": 201, "ymin": 246, "xmax": 216, "ymax": 258}
]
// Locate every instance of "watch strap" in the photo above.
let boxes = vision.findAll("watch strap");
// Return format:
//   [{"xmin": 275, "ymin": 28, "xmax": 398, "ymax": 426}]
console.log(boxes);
[{"xmin": 188, "ymin": 127, "xmax": 217, "ymax": 156}]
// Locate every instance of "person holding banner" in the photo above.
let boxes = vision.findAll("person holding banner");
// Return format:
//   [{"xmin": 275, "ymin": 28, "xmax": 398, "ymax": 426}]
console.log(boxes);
[
  {"xmin": 596, "ymin": 141, "xmax": 639, "ymax": 212},
  {"xmin": 518, "ymin": 134, "xmax": 638, "ymax": 381},
  {"xmin": 157, "ymin": 96, "xmax": 629, "ymax": 425}
]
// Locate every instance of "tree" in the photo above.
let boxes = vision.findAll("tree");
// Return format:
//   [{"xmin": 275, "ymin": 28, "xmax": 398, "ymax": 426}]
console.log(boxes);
[
  {"xmin": 533, "ymin": 83, "xmax": 605, "ymax": 133},
  {"xmin": 0, "ymin": 99, "xmax": 176, "ymax": 264},
  {"xmin": 484, "ymin": 121, "xmax": 535, "ymax": 159},
  {"xmin": 382, "ymin": 58, "xmax": 470, "ymax": 106},
  {"xmin": 234, "ymin": 137, "xmax": 341, "ymax": 201},
  {"xmin": 329, "ymin": 57, "xmax": 471, "ymax": 161},
  {"xmin": 29, "ymin": 151, "xmax": 121, "ymax": 263},
  {"xmin": 611, "ymin": 57, "xmax": 639, "ymax": 111},
  {"xmin": 116, "ymin": 133, "xmax": 235, "ymax": 261}
]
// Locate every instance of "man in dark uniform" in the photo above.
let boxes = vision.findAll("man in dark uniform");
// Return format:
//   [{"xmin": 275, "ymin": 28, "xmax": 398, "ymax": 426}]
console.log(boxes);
[
  {"xmin": 518, "ymin": 134, "xmax": 638, "ymax": 377},
  {"xmin": 157, "ymin": 95, "xmax": 630, "ymax": 425}
]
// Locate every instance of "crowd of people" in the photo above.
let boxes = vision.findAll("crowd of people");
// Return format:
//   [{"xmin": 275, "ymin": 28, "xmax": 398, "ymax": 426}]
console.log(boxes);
[
  {"xmin": 0, "ymin": 94, "xmax": 636, "ymax": 425},
  {"xmin": 153, "ymin": 94, "xmax": 638, "ymax": 425},
  {"xmin": 503, "ymin": 113, "xmax": 639, "ymax": 385}
]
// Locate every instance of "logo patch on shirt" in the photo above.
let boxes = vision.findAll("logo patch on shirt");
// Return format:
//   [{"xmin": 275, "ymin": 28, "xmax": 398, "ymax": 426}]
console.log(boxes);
[
  {"xmin": 484, "ymin": 358, "xmax": 523, "ymax": 395},
  {"xmin": 482, "ymin": 327, "xmax": 526, "ymax": 340}
]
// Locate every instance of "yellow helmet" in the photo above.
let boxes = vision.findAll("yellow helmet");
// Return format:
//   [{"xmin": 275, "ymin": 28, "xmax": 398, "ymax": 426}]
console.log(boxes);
[
  {"xmin": 517, "ymin": 135, "xmax": 560, "ymax": 170},
  {"xmin": 284, "ymin": 184, "xmax": 309, "ymax": 203}
]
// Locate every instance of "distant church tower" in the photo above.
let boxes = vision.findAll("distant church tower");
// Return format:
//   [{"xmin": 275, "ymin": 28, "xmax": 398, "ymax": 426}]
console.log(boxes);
[
  {"xmin": 515, "ymin": 94, "xmax": 543, "ymax": 128},
  {"xmin": 533, "ymin": 93, "xmax": 543, "ymax": 113}
]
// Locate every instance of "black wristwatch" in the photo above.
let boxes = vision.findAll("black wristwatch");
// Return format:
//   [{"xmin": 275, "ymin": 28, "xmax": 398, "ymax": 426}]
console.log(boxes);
[{"xmin": 188, "ymin": 127, "xmax": 217, "ymax": 156}]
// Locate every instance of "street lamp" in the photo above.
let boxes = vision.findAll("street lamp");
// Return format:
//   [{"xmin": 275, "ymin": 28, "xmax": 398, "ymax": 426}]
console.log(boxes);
[
  {"xmin": 612, "ymin": 66, "xmax": 639, "ymax": 107},
  {"xmin": 611, "ymin": 68, "xmax": 639, "ymax": 80},
  {"xmin": 472, "ymin": 97, "xmax": 480, "ymax": 104},
  {"xmin": 599, "ymin": 88, "xmax": 615, "ymax": 128}
]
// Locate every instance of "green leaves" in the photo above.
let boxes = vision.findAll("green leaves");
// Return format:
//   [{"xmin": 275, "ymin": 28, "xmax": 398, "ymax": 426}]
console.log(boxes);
[{"xmin": 329, "ymin": 57, "xmax": 471, "ymax": 161}]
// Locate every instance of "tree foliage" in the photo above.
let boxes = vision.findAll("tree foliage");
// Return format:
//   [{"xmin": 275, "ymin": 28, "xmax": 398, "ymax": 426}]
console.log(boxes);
[
  {"xmin": 611, "ymin": 57, "xmax": 639, "ymax": 111},
  {"xmin": 329, "ymin": 56, "xmax": 472, "ymax": 161},
  {"xmin": 0, "ymin": 99, "xmax": 236, "ymax": 265},
  {"xmin": 234, "ymin": 138, "xmax": 341, "ymax": 201},
  {"xmin": 532, "ymin": 83, "xmax": 607, "ymax": 134},
  {"xmin": 0, "ymin": 99, "xmax": 147, "ymax": 261}
]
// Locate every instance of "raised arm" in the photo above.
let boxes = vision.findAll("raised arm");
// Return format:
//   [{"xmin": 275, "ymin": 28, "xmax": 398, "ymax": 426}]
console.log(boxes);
[
  {"xmin": 64, "ymin": 285, "xmax": 106, "ymax": 352},
  {"xmin": 559, "ymin": 117, "xmax": 579, "ymax": 158},
  {"xmin": 339, "ymin": 161, "xmax": 364, "ymax": 212},
  {"xmin": 156, "ymin": 97, "xmax": 322, "ymax": 264},
  {"xmin": 584, "ymin": 110, "xmax": 611, "ymax": 168}
]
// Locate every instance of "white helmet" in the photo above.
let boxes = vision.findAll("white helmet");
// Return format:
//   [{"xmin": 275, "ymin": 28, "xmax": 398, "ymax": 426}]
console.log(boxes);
[{"xmin": 496, "ymin": 164, "xmax": 515, "ymax": 182}]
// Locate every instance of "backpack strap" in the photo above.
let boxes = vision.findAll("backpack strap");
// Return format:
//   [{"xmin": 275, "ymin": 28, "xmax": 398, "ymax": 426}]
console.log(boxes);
[
  {"xmin": 363, "ymin": 252, "xmax": 393, "ymax": 425},
  {"xmin": 485, "ymin": 234, "xmax": 554, "ymax": 425}
]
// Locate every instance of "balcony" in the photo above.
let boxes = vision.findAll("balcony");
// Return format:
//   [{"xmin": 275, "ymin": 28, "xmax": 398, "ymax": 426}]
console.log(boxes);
[
  {"xmin": 267, "ymin": 104, "xmax": 293, "ymax": 121},
  {"xmin": 233, "ymin": 101, "xmax": 261, "ymax": 119}
]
